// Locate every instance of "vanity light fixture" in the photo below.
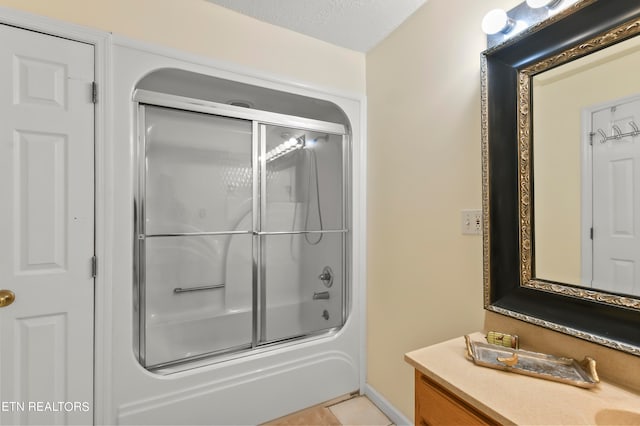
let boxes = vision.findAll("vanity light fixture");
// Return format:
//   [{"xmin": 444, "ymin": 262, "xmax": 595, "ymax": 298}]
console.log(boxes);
[
  {"xmin": 483, "ymin": 0, "xmax": 581, "ymax": 49},
  {"xmin": 526, "ymin": 0, "xmax": 562, "ymax": 9},
  {"xmin": 481, "ymin": 9, "xmax": 516, "ymax": 35}
]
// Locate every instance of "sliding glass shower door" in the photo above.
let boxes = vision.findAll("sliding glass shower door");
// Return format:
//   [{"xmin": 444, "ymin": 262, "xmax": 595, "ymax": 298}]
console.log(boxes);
[
  {"xmin": 261, "ymin": 125, "xmax": 346, "ymax": 342},
  {"xmin": 138, "ymin": 105, "xmax": 254, "ymax": 367},
  {"xmin": 135, "ymin": 93, "xmax": 349, "ymax": 370}
]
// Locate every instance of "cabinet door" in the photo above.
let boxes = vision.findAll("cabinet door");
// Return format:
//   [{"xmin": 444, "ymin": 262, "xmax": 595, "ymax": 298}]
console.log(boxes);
[{"xmin": 415, "ymin": 371, "xmax": 496, "ymax": 426}]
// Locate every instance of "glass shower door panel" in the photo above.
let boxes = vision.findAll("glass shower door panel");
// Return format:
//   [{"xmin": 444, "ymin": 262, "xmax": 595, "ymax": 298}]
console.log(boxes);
[
  {"xmin": 263, "ymin": 125, "xmax": 344, "ymax": 233},
  {"xmin": 144, "ymin": 106, "xmax": 253, "ymax": 235},
  {"xmin": 143, "ymin": 235, "xmax": 253, "ymax": 367},
  {"xmin": 263, "ymin": 233, "xmax": 344, "ymax": 342}
]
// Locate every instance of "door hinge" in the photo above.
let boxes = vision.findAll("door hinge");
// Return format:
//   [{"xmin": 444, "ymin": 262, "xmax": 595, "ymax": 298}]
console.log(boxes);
[
  {"xmin": 590, "ymin": 227, "xmax": 594, "ymax": 240},
  {"xmin": 589, "ymin": 132, "xmax": 595, "ymax": 146},
  {"xmin": 91, "ymin": 255, "xmax": 98, "ymax": 278},
  {"xmin": 91, "ymin": 82, "xmax": 97, "ymax": 104}
]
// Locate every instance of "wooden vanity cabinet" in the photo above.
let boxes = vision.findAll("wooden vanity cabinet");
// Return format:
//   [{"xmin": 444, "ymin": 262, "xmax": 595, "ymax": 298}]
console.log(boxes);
[{"xmin": 414, "ymin": 371, "xmax": 497, "ymax": 426}]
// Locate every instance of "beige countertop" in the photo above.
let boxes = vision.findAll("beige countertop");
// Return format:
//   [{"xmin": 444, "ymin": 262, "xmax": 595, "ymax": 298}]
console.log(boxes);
[{"xmin": 405, "ymin": 333, "xmax": 640, "ymax": 425}]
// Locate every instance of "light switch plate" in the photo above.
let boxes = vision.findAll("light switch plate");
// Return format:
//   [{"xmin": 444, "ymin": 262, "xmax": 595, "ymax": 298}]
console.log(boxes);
[{"xmin": 461, "ymin": 209, "xmax": 482, "ymax": 235}]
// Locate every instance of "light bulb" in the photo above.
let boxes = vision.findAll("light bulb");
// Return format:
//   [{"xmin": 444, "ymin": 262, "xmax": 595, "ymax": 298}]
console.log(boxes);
[{"xmin": 481, "ymin": 9, "xmax": 515, "ymax": 35}]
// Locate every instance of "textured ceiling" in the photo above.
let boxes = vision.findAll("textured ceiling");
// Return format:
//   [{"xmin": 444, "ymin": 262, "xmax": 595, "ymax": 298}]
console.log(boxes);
[{"xmin": 206, "ymin": 0, "xmax": 428, "ymax": 52}]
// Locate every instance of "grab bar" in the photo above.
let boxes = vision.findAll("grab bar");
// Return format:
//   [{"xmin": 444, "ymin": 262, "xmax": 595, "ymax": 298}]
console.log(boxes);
[{"xmin": 174, "ymin": 284, "xmax": 225, "ymax": 294}]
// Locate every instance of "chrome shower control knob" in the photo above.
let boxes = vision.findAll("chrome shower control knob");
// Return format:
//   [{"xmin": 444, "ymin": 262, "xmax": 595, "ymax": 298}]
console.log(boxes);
[{"xmin": 318, "ymin": 266, "xmax": 334, "ymax": 288}]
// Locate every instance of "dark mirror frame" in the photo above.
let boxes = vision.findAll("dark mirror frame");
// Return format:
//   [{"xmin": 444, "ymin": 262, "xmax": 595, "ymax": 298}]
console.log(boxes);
[{"xmin": 481, "ymin": 0, "xmax": 640, "ymax": 356}]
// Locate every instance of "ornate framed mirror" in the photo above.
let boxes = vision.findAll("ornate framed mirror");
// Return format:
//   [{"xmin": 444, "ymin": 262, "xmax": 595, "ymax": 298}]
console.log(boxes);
[{"xmin": 482, "ymin": 0, "xmax": 640, "ymax": 355}]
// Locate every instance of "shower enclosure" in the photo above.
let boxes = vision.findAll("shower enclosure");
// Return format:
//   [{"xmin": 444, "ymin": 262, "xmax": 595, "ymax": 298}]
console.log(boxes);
[{"xmin": 133, "ymin": 90, "xmax": 350, "ymax": 369}]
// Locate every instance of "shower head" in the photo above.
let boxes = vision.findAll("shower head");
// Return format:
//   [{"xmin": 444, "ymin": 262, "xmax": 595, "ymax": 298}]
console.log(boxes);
[{"xmin": 306, "ymin": 134, "xmax": 330, "ymax": 146}]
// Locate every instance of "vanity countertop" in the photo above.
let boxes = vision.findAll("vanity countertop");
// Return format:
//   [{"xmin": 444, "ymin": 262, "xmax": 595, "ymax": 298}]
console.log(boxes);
[{"xmin": 405, "ymin": 333, "xmax": 640, "ymax": 425}]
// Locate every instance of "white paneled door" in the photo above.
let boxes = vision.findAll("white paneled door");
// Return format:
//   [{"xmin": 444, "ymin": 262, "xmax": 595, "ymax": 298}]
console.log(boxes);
[
  {"xmin": 591, "ymin": 98, "xmax": 640, "ymax": 296},
  {"xmin": 0, "ymin": 24, "xmax": 94, "ymax": 425}
]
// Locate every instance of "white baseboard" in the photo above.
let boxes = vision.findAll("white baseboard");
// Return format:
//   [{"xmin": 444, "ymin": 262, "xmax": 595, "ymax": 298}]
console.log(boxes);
[{"xmin": 364, "ymin": 383, "xmax": 412, "ymax": 426}]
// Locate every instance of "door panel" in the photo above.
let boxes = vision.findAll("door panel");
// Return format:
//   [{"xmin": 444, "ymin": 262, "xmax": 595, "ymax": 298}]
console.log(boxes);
[
  {"xmin": 0, "ymin": 24, "xmax": 94, "ymax": 425},
  {"xmin": 261, "ymin": 124, "xmax": 346, "ymax": 342},
  {"xmin": 15, "ymin": 131, "xmax": 68, "ymax": 272},
  {"xmin": 143, "ymin": 105, "xmax": 253, "ymax": 235},
  {"xmin": 263, "ymin": 233, "xmax": 344, "ymax": 342},
  {"xmin": 138, "ymin": 105, "xmax": 254, "ymax": 367},
  {"xmin": 263, "ymin": 125, "xmax": 344, "ymax": 233},
  {"xmin": 143, "ymin": 234, "xmax": 253, "ymax": 367},
  {"xmin": 591, "ymin": 98, "xmax": 640, "ymax": 295}
]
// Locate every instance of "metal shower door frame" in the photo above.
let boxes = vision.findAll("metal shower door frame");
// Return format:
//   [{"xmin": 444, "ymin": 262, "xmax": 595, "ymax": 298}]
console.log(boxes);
[{"xmin": 133, "ymin": 90, "xmax": 350, "ymax": 370}]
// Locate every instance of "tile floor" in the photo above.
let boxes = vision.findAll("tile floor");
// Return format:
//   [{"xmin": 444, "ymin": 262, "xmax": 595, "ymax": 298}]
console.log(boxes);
[{"xmin": 264, "ymin": 395, "xmax": 393, "ymax": 426}]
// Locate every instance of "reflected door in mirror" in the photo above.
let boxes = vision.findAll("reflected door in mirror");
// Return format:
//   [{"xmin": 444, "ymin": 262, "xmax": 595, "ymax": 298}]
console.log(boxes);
[
  {"xmin": 532, "ymin": 34, "xmax": 640, "ymax": 296},
  {"xmin": 591, "ymin": 97, "xmax": 640, "ymax": 296}
]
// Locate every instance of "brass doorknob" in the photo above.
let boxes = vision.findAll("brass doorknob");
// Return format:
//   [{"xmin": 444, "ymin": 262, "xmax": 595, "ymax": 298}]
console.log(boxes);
[{"xmin": 0, "ymin": 290, "xmax": 15, "ymax": 308}]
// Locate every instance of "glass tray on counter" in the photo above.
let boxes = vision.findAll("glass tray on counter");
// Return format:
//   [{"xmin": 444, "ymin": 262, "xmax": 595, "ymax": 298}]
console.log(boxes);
[{"xmin": 464, "ymin": 335, "xmax": 600, "ymax": 389}]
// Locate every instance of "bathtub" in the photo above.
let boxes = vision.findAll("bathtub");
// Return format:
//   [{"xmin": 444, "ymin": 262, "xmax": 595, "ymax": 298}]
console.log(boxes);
[{"xmin": 145, "ymin": 299, "xmax": 343, "ymax": 368}]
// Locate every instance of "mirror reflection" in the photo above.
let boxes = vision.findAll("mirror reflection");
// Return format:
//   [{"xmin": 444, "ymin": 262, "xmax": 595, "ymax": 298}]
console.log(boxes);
[{"xmin": 532, "ymin": 34, "xmax": 640, "ymax": 296}]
